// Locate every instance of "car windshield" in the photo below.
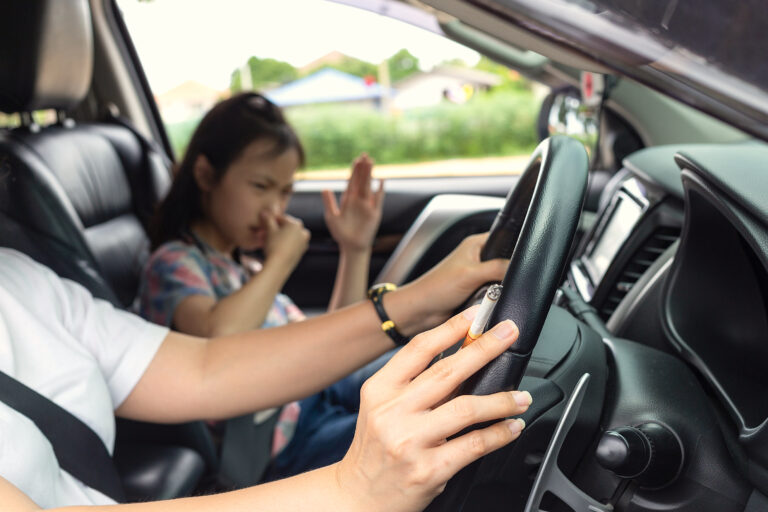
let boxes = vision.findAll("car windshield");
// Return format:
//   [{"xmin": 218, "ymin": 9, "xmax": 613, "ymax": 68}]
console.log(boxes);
[{"xmin": 479, "ymin": 0, "xmax": 768, "ymax": 140}]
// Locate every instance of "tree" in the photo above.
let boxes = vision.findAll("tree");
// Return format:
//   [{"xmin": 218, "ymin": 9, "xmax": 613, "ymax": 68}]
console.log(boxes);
[
  {"xmin": 387, "ymin": 49, "xmax": 420, "ymax": 82},
  {"xmin": 230, "ymin": 57, "xmax": 298, "ymax": 93},
  {"xmin": 473, "ymin": 56, "xmax": 530, "ymax": 91},
  {"xmin": 322, "ymin": 57, "xmax": 378, "ymax": 79},
  {"xmin": 439, "ymin": 58, "xmax": 468, "ymax": 68}
]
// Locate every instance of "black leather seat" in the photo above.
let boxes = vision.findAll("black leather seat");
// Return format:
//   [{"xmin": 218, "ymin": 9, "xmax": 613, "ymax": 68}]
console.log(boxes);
[
  {"xmin": 0, "ymin": 0, "xmax": 216, "ymax": 501},
  {"xmin": 7, "ymin": 122, "xmax": 169, "ymax": 307}
]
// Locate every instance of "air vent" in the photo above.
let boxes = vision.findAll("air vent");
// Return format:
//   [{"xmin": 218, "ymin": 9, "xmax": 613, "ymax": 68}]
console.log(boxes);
[{"xmin": 599, "ymin": 226, "xmax": 680, "ymax": 319}]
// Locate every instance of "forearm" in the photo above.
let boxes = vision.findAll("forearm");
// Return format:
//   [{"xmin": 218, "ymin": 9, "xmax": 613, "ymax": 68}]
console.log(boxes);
[
  {"xmin": 327, "ymin": 248, "xmax": 371, "ymax": 311},
  {"xmin": 124, "ymin": 283, "xmax": 432, "ymax": 423},
  {"xmin": 205, "ymin": 262, "xmax": 290, "ymax": 336},
  {"xmin": 120, "ymin": 233, "xmax": 504, "ymax": 424},
  {"xmin": 197, "ymin": 283, "xmax": 439, "ymax": 418},
  {"xmin": 41, "ymin": 465, "xmax": 354, "ymax": 512},
  {"xmin": 0, "ymin": 477, "xmax": 39, "ymax": 511},
  {"xmin": 198, "ymin": 299, "xmax": 394, "ymax": 417}
]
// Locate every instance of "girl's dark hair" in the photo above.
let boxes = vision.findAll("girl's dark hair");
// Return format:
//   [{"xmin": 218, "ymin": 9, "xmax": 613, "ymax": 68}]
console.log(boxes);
[{"xmin": 150, "ymin": 92, "xmax": 305, "ymax": 249}]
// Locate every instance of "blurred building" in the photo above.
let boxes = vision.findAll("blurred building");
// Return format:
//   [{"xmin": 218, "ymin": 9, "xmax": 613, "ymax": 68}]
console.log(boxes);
[
  {"xmin": 265, "ymin": 68, "xmax": 394, "ymax": 109},
  {"xmin": 392, "ymin": 66, "xmax": 501, "ymax": 109}
]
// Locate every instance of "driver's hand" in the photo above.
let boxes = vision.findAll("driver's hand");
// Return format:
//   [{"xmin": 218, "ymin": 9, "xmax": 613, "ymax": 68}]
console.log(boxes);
[
  {"xmin": 334, "ymin": 307, "xmax": 531, "ymax": 512},
  {"xmin": 396, "ymin": 233, "xmax": 508, "ymax": 335}
]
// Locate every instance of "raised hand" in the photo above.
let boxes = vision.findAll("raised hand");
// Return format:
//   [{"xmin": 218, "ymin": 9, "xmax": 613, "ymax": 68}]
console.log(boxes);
[{"xmin": 322, "ymin": 153, "xmax": 385, "ymax": 253}]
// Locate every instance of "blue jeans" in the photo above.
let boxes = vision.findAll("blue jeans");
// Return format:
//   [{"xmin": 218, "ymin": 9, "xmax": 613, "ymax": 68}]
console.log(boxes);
[{"xmin": 263, "ymin": 349, "xmax": 397, "ymax": 480}]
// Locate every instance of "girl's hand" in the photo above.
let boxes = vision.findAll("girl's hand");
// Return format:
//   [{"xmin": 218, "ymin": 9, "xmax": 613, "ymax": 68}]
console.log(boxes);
[
  {"xmin": 322, "ymin": 153, "xmax": 384, "ymax": 253},
  {"xmin": 261, "ymin": 211, "xmax": 311, "ymax": 274},
  {"xmin": 334, "ymin": 309, "xmax": 530, "ymax": 512}
]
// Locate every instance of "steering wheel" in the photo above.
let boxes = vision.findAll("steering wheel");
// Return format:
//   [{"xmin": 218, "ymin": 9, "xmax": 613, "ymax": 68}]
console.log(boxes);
[{"xmin": 426, "ymin": 135, "xmax": 589, "ymax": 511}]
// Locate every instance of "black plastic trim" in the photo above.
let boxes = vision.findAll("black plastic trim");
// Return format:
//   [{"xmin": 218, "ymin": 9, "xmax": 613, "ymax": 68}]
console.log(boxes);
[
  {"xmin": 662, "ymin": 170, "xmax": 768, "ymax": 435},
  {"xmin": 102, "ymin": 0, "xmax": 175, "ymax": 161}
]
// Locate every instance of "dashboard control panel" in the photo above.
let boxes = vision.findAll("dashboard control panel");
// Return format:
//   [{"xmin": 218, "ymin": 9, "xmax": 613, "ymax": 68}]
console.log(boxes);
[{"xmin": 568, "ymin": 171, "xmax": 683, "ymax": 322}]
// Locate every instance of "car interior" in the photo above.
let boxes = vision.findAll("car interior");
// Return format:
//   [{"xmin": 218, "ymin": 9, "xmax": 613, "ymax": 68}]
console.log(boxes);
[{"xmin": 1, "ymin": 0, "xmax": 767, "ymax": 511}]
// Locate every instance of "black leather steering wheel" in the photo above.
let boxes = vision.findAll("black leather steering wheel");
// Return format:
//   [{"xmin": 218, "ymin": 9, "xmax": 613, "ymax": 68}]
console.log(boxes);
[{"xmin": 426, "ymin": 135, "xmax": 589, "ymax": 510}]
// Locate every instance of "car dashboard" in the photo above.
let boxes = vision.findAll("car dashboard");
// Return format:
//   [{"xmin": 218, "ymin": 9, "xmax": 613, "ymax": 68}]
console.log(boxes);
[
  {"xmin": 565, "ymin": 141, "xmax": 768, "ymax": 496},
  {"xmin": 569, "ymin": 163, "xmax": 683, "ymax": 320},
  {"xmin": 340, "ymin": 139, "xmax": 768, "ymax": 506}
]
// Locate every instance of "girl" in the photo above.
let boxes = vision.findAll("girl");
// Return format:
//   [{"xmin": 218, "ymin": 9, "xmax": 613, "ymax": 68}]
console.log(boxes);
[
  {"xmin": 140, "ymin": 93, "xmax": 384, "ymax": 333},
  {"xmin": 137, "ymin": 92, "xmax": 390, "ymax": 483}
]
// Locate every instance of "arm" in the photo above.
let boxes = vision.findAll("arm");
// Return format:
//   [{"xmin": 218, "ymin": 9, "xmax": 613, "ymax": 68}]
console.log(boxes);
[
  {"xmin": 173, "ymin": 215, "xmax": 310, "ymax": 337},
  {"xmin": 0, "ymin": 467, "xmax": 356, "ymax": 512},
  {"xmin": 327, "ymin": 245, "xmax": 371, "ymax": 310},
  {"xmin": 0, "ymin": 477, "xmax": 38, "ymax": 511},
  {"xmin": 117, "ymin": 233, "xmax": 507, "ymax": 423},
  {"xmin": 2, "ymin": 466, "xmax": 346, "ymax": 512},
  {"xmin": 18, "ymin": 310, "xmax": 529, "ymax": 512},
  {"xmin": 120, "ymin": 297, "xmax": 395, "ymax": 422},
  {"xmin": 323, "ymin": 154, "xmax": 384, "ymax": 311}
]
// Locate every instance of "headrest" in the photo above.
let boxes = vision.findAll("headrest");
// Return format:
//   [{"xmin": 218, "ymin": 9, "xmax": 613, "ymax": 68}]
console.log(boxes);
[{"xmin": 0, "ymin": 0, "xmax": 93, "ymax": 114}]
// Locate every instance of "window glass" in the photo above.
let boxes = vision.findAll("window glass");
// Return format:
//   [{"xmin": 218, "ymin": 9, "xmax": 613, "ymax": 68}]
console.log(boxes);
[
  {"xmin": 0, "ymin": 110, "xmax": 57, "ymax": 129},
  {"xmin": 0, "ymin": 113, "xmax": 21, "ymax": 129},
  {"xmin": 484, "ymin": 0, "xmax": 768, "ymax": 138},
  {"xmin": 116, "ymin": 0, "xmax": 545, "ymax": 179}
]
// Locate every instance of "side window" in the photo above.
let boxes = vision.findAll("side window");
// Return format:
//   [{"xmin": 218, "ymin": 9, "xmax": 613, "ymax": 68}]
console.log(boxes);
[
  {"xmin": 0, "ymin": 113, "xmax": 21, "ymax": 128},
  {"xmin": 116, "ymin": 0, "xmax": 545, "ymax": 179},
  {"xmin": 0, "ymin": 110, "xmax": 58, "ymax": 129}
]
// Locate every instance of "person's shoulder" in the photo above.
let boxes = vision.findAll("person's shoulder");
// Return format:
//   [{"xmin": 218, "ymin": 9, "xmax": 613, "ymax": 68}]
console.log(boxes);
[
  {"xmin": 0, "ymin": 248, "xmax": 67, "ymax": 307},
  {"xmin": 147, "ymin": 240, "xmax": 206, "ymax": 268},
  {"xmin": 0, "ymin": 247, "xmax": 45, "ymax": 266},
  {"xmin": 0, "ymin": 248, "xmax": 55, "ymax": 280}
]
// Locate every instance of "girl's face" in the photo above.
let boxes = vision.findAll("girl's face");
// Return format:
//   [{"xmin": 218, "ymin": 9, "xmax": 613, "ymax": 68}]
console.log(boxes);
[{"xmin": 197, "ymin": 139, "xmax": 299, "ymax": 253}]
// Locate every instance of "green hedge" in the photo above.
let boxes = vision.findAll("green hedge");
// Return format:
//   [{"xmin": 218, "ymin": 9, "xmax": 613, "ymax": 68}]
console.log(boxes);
[
  {"xmin": 165, "ymin": 89, "xmax": 539, "ymax": 169},
  {"xmin": 166, "ymin": 118, "xmax": 201, "ymax": 160}
]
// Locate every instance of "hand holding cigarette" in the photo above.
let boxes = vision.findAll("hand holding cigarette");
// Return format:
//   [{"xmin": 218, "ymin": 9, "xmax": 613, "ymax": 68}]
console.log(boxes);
[{"xmin": 462, "ymin": 284, "xmax": 503, "ymax": 347}]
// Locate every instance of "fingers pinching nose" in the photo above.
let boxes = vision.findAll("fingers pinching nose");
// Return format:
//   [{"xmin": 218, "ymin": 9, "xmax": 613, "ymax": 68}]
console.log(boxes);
[{"xmin": 260, "ymin": 210, "xmax": 275, "ymax": 229}]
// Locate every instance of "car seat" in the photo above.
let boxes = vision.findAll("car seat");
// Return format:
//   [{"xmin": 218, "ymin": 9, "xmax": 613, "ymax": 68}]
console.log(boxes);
[{"xmin": 0, "ymin": 0, "xmax": 217, "ymax": 501}]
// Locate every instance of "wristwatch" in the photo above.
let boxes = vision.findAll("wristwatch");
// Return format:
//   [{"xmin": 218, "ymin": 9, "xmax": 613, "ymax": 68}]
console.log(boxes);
[{"xmin": 367, "ymin": 283, "xmax": 409, "ymax": 346}]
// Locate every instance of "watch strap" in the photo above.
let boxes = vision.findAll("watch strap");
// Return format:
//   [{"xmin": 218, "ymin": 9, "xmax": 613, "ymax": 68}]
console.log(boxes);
[{"xmin": 368, "ymin": 283, "xmax": 409, "ymax": 346}]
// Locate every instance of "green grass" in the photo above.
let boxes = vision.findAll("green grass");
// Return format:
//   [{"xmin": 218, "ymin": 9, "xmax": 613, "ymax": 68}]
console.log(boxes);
[{"xmin": 165, "ymin": 88, "xmax": 540, "ymax": 170}]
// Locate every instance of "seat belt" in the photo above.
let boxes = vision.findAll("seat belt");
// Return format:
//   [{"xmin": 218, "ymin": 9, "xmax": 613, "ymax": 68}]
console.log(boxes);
[
  {"xmin": 106, "ymin": 114, "xmax": 173, "ymax": 170},
  {"xmin": 0, "ymin": 369, "xmax": 126, "ymax": 502}
]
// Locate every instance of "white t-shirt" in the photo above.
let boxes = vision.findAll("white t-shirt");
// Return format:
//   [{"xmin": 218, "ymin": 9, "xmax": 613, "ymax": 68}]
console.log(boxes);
[{"xmin": 0, "ymin": 249, "xmax": 169, "ymax": 507}]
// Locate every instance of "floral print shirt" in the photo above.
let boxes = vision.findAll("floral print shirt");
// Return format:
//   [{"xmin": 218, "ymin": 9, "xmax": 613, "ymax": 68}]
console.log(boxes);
[{"xmin": 136, "ymin": 234, "xmax": 304, "ymax": 456}]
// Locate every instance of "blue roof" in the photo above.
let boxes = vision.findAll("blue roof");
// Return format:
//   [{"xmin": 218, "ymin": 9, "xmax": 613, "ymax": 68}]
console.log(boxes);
[{"xmin": 265, "ymin": 68, "xmax": 394, "ymax": 107}]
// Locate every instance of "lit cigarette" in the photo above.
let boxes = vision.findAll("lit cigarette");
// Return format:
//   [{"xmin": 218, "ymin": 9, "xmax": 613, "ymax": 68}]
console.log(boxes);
[{"xmin": 462, "ymin": 284, "xmax": 503, "ymax": 347}]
